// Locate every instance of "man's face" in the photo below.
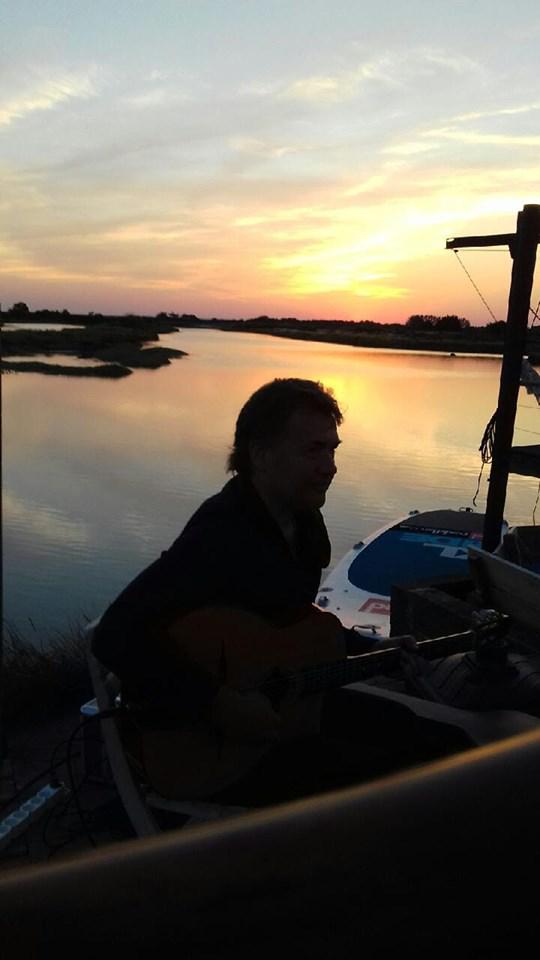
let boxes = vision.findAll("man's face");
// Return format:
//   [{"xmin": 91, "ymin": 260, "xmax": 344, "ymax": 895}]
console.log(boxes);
[{"xmin": 254, "ymin": 408, "xmax": 341, "ymax": 512}]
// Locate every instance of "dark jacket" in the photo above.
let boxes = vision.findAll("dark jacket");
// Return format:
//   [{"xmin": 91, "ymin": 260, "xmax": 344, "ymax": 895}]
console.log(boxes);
[{"xmin": 92, "ymin": 476, "xmax": 331, "ymax": 725}]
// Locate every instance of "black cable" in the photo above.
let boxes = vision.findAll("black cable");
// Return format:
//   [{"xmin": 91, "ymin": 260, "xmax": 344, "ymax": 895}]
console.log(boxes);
[
  {"xmin": 0, "ymin": 708, "xmax": 117, "ymax": 816},
  {"xmin": 43, "ymin": 770, "xmax": 116, "ymax": 858},
  {"xmin": 64, "ymin": 709, "xmax": 124, "ymax": 848},
  {"xmin": 65, "ymin": 719, "xmax": 97, "ymax": 847},
  {"xmin": 42, "ymin": 787, "xmax": 79, "ymax": 855}
]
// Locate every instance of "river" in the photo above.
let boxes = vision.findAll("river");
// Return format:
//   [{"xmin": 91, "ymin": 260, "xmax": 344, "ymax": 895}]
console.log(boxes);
[{"xmin": 3, "ymin": 327, "xmax": 539, "ymax": 636}]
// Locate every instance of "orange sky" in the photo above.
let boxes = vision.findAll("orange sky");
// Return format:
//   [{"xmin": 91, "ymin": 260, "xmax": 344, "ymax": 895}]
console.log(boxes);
[{"xmin": 2, "ymin": 1, "xmax": 540, "ymax": 324}]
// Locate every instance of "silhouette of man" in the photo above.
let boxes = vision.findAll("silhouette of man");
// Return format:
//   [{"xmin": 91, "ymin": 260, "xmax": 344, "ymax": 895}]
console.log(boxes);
[{"xmin": 93, "ymin": 378, "xmax": 405, "ymax": 802}]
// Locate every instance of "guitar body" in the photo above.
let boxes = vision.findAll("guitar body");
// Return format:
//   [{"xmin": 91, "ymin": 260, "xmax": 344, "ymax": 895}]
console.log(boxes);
[
  {"xmin": 139, "ymin": 606, "xmax": 346, "ymax": 799},
  {"xmin": 168, "ymin": 605, "xmax": 347, "ymax": 687}
]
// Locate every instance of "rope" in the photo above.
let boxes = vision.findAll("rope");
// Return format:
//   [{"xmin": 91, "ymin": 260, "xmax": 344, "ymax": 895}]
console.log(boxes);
[
  {"xmin": 515, "ymin": 426, "xmax": 540, "ymax": 437},
  {"xmin": 472, "ymin": 409, "xmax": 498, "ymax": 506},
  {"xmin": 453, "ymin": 250, "xmax": 498, "ymax": 323},
  {"xmin": 533, "ymin": 481, "xmax": 540, "ymax": 526}
]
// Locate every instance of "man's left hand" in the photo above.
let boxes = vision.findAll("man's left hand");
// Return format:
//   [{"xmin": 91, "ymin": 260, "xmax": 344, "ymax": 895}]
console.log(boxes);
[{"xmin": 375, "ymin": 634, "xmax": 418, "ymax": 652}]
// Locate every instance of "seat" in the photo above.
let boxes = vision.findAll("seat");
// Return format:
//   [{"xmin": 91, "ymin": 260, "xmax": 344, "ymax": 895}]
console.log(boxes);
[{"xmin": 85, "ymin": 623, "xmax": 246, "ymax": 837}]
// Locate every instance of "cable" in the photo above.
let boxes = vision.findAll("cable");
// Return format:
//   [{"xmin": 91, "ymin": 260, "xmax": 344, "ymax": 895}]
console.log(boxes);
[
  {"xmin": 0, "ymin": 708, "xmax": 118, "ymax": 817},
  {"xmin": 533, "ymin": 481, "xmax": 540, "ymax": 526},
  {"xmin": 63, "ymin": 710, "xmax": 122, "ymax": 848},
  {"xmin": 453, "ymin": 250, "xmax": 499, "ymax": 323},
  {"xmin": 515, "ymin": 427, "xmax": 540, "ymax": 437}
]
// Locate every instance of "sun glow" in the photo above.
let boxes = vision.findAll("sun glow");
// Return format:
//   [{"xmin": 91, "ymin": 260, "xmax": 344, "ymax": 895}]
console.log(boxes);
[{"xmin": 2, "ymin": 2, "xmax": 539, "ymax": 323}]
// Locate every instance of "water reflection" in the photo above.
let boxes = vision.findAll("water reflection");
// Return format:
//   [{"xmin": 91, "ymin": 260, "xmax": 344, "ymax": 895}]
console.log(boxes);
[{"xmin": 3, "ymin": 329, "xmax": 539, "ymax": 635}]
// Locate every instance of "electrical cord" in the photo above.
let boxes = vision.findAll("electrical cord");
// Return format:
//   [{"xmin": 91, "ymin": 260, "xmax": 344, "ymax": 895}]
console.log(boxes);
[{"xmin": 0, "ymin": 708, "xmax": 119, "ymax": 820}]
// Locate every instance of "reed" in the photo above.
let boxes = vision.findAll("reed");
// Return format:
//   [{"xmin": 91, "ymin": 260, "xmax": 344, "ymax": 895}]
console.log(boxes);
[{"xmin": 2, "ymin": 623, "xmax": 93, "ymax": 723}]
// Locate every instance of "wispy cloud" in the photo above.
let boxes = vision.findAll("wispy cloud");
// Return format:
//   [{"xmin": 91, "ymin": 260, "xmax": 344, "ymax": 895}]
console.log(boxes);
[
  {"xmin": 451, "ymin": 102, "xmax": 540, "ymax": 122},
  {"xmin": 280, "ymin": 48, "xmax": 483, "ymax": 104},
  {"xmin": 383, "ymin": 141, "xmax": 438, "ymax": 157},
  {"xmin": 423, "ymin": 126, "xmax": 540, "ymax": 147},
  {"xmin": 1, "ymin": 7, "xmax": 537, "ymax": 324},
  {"xmin": 0, "ymin": 68, "xmax": 99, "ymax": 128},
  {"xmin": 228, "ymin": 136, "xmax": 301, "ymax": 159}
]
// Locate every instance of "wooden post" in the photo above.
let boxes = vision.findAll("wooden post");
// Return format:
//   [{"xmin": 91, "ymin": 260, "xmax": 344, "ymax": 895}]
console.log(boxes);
[
  {"xmin": 0, "ymin": 318, "xmax": 4, "ymax": 770},
  {"xmin": 482, "ymin": 205, "xmax": 540, "ymax": 551}
]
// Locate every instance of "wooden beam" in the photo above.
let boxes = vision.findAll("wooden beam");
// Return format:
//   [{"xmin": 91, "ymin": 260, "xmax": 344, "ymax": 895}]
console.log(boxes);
[
  {"xmin": 509, "ymin": 444, "xmax": 540, "ymax": 479},
  {"xmin": 446, "ymin": 233, "xmax": 516, "ymax": 250}
]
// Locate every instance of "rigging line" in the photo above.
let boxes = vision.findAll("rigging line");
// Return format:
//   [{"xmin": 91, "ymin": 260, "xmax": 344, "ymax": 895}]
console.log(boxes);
[
  {"xmin": 530, "ymin": 298, "xmax": 540, "ymax": 328},
  {"xmin": 452, "ymin": 250, "xmax": 498, "ymax": 323},
  {"xmin": 514, "ymin": 427, "xmax": 540, "ymax": 436},
  {"xmin": 533, "ymin": 480, "xmax": 540, "ymax": 526}
]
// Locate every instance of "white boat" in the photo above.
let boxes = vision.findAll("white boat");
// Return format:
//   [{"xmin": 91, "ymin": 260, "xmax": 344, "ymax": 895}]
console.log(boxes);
[{"xmin": 317, "ymin": 508, "xmax": 494, "ymax": 637}]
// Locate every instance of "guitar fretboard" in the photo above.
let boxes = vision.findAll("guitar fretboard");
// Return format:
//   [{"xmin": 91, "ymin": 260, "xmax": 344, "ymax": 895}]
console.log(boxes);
[{"xmin": 272, "ymin": 629, "xmax": 478, "ymax": 700}]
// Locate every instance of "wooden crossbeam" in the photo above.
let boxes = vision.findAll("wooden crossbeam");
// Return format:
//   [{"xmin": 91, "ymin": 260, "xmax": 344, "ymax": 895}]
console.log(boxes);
[{"xmin": 446, "ymin": 233, "xmax": 516, "ymax": 250}]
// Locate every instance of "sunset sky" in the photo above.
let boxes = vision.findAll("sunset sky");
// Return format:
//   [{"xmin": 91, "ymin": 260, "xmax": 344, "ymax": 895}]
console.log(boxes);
[{"xmin": 2, "ymin": 0, "xmax": 540, "ymax": 324}]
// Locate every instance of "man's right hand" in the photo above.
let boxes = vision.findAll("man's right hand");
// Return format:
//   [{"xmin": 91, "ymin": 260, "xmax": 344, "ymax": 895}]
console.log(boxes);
[{"xmin": 210, "ymin": 686, "xmax": 281, "ymax": 745}]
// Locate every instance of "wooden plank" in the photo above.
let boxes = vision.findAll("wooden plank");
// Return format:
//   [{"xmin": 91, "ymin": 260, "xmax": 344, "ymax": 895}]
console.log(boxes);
[
  {"xmin": 469, "ymin": 547, "xmax": 540, "ymax": 634},
  {"xmin": 446, "ymin": 233, "xmax": 515, "ymax": 249},
  {"xmin": 509, "ymin": 444, "xmax": 540, "ymax": 478}
]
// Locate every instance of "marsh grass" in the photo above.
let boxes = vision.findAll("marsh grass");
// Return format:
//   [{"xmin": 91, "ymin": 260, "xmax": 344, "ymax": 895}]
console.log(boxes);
[{"xmin": 2, "ymin": 623, "xmax": 93, "ymax": 724}]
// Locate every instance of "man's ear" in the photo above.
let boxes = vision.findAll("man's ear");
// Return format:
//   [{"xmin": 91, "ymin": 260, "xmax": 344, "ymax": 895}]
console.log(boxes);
[{"xmin": 249, "ymin": 441, "xmax": 271, "ymax": 475}]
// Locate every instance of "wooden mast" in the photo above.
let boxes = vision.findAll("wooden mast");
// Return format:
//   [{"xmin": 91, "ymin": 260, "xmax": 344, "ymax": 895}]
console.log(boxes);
[{"xmin": 446, "ymin": 204, "xmax": 540, "ymax": 551}]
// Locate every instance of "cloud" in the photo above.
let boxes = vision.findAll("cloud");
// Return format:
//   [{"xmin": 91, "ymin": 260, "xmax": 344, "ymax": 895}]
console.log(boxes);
[
  {"xmin": 282, "ymin": 74, "xmax": 357, "ymax": 103},
  {"xmin": 279, "ymin": 48, "xmax": 484, "ymax": 104},
  {"xmin": 122, "ymin": 80, "xmax": 193, "ymax": 109},
  {"xmin": 228, "ymin": 136, "xmax": 301, "ymax": 159},
  {"xmin": 451, "ymin": 102, "xmax": 540, "ymax": 122},
  {"xmin": 383, "ymin": 141, "xmax": 438, "ymax": 157},
  {"xmin": 423, "ymin": 126, "xmax": 540, "ymax": 147},
  {"xmin": 0, "ymin": 67, "xmax": 99, "ymax": 128}
]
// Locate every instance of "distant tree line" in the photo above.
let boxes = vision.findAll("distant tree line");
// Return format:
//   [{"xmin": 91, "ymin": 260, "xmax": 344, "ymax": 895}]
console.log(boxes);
[
  {"xmin": 3, "ymin": 302, "xmax": 72, "ymax": 319},
  {"xmin": 405, "ymin": 314, "xmax": 470, "ymax": 332},
  {"xmin": 2, "ymin": 303, "xmax": 533, "ymax": 345}
]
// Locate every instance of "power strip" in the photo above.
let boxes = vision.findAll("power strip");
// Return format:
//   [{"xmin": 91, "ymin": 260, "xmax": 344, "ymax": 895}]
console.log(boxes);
[{"xmin": 0, "ymin": 783, "xmax": 68, "ymax": 853}]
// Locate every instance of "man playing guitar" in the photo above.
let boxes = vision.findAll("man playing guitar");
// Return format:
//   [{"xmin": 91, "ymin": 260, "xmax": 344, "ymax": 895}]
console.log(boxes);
[{"xmin": 93, "ymin": 379, "xmax": 416, "ymax": 803}]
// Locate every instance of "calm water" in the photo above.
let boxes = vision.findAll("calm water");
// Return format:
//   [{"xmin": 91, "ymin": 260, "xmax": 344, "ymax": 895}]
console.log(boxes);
[{"xmin": 3, "ymin": 328, "xmax": 540, "ymax": 636}]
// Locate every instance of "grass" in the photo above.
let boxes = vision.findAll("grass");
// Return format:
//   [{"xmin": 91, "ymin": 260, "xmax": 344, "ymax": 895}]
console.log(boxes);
[
  {"xmin": 1, "ymin": 360, "xmax": 131, "ymax": 378},
  {"xmin": 2, "ymin": 623, "xmax": 93, "ymax": 724},
  {"xmin": 0, "ymin": 322, "xmax": 187, "ymax": 377}
]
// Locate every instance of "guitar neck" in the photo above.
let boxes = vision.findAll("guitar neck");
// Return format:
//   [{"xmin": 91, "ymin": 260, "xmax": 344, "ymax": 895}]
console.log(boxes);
[{"xmin": 290, "ymin": 629, "xmax": 477, "ymax": 699}]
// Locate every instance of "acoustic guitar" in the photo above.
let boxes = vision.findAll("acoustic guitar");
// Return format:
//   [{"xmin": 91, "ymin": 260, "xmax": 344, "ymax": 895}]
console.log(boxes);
[{"xmin": 138, "ymin": 605, "xmax": 482, "ymax": 799}]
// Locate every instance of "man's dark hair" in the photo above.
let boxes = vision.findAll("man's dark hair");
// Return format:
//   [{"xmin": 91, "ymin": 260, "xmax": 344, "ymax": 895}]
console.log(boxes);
[{"xmin": 228, "ymin": 378, "xmax": 343, "ymax": 476}]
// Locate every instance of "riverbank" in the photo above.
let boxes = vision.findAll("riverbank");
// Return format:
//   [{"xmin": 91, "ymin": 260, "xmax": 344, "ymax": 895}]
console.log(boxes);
[
  {"xmin": 5, "ymin": 311, "xmax": 540, "ymax": 372},
  {"xmin": 0, "ymin": 316, "xmax": 186, "ymax": 377}
]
